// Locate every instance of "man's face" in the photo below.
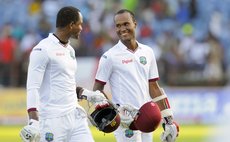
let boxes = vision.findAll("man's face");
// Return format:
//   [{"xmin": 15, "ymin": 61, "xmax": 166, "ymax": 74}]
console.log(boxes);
[
  {"xmin": 114, "ymin": 12, "xmax": 136, "ymax": 42},
  {"xmin": 70, "ymin": 12, "xmax": 83, "ymax": 39}
]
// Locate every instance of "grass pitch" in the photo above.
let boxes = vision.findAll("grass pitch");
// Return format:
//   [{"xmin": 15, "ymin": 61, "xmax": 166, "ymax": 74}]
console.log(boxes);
[
  {"xmin": 0, "ymin": 124, "xmax": 215, "ymax": 142},
  {"xmin": 0, "ymin": 88, "xmax": 217, "ymax": 141}
]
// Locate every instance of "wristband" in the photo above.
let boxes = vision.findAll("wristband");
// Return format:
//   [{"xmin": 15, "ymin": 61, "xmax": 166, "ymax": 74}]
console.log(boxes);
[
  {"xmin": 152, "ymin": 94, "xmax": 167, "ymax": 102},
  {"xmin": 152, "ymin": 88, "xmax": 167, "ymax": 102}
]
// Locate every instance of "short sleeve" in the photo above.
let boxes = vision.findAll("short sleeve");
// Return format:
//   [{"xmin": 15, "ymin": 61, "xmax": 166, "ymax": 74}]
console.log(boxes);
[
  {"xmin": 149, "ymin": 49, "xmax": 159, "ymax": 80},
  {"xmin": 95, "ymin": 53, "xmax": 112, "ymax": 83}
]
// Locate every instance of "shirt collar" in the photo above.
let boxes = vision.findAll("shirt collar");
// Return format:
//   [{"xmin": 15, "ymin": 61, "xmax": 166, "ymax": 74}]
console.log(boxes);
[
  {"xmin": 48, "ymin": 33, "xmax": 70, "ymax": 46},
  {"xmin": 117, "ymin": 40, "xmax": 142, "ymax": 50}
]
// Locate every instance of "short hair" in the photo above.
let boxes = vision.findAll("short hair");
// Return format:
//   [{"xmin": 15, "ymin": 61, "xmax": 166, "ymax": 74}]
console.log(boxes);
[
  {"xmin": 56, "ymin": 6, "xmax": 80, "ymax": 28},
  {"xmin": 114, "ymin": 9, "xmax": 136, "ymax": 22}
]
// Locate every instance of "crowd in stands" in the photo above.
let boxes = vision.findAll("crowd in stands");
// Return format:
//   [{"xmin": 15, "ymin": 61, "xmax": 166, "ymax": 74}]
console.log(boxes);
[{"xmin": 0, "ymin": 0, "xmax": 229, "ymax": 87}]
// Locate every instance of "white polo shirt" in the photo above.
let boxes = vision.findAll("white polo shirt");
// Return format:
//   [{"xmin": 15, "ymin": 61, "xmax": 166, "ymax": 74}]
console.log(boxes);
[
  {"xmin": 95, "ymin": 40, "xmax": 159, "ymax": 109},
  {"xmin": 27, "ymin": 33, "xmax": 82, "ymax": 119}
]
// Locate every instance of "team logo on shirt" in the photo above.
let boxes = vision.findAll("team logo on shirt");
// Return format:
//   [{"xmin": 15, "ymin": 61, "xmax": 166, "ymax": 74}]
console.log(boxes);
[
  {"xmin": 139, "ymin": 56, "xmax": 147, "ymax": 65},
  {"xmin": 125, "ymin": 129, "xmax": 134, "ymax": 138},
  {"xmin": 102, "ymin": 54, "xmax": 107, "ymax": 59},
  {"xmin": 45, "ymin": 132, "xmax": 54, "ymax": 142},
  {"xmin": 33, "ymin": 48, "xmax": 42, "ymax": 51},
  {"xmin": 122, "ymin": 59, "xmax": 133, "ymax": 64},
  {"xmin": 56, "ymin": 52, "xmax": 65, "ymax": 56}
]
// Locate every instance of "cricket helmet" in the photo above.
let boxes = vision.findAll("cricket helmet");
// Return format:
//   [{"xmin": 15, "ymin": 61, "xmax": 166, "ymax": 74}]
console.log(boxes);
[
  {"xmin": 89, "ymin": 104, "xmax": 120, "ymax": 133},
  {"xmin": 130, "ymin": 101, "xmax": 161, "ymax": 132}
]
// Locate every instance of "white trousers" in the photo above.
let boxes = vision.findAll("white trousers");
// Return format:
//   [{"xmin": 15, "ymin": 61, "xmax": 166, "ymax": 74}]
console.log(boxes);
[
  {"xmin": 114, "ymin": 126, "xmax": 153, "ymax": 142},
  {"xmin": 39, "ymin": 108, "xmax": 94, "ymax": 142}
]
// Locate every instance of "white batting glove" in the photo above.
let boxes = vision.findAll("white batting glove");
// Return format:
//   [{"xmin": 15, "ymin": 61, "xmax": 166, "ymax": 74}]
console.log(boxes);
[
  {"xmin": 82, "ymin": 89, "xmax": 109, "ymax": 109},
  {"xmin": 161, "ymin": 117, "xmax": 179, "ymax": 142},
  {"xmin": 118, "ymin": 104, "xmax": 139, "ymax": 128},
  {"xmin": 20, "ymin": 119, "xmax": 40, "ymax": 142}
]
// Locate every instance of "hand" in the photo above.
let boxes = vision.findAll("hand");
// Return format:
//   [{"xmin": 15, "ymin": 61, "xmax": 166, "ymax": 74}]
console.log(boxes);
[
  {"xmin": 20, "ymin": 119, "xmax": 40, "ymax": 142},
  {"xmin": 161, "ymin": 120, "xmax": 179, "ymax": 142},
  {"xmin": 82, "ymin": 90, "xmax": 109, "ymax": 109},
  {"xmin": 118, "ymin": 104, "xmax": 139, "ymax": 128}
]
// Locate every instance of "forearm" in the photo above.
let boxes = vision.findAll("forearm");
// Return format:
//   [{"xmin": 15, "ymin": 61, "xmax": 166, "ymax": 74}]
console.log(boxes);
[
  {"xmin": 93, "ymin": 82, "xmax": 109, "ymax": 99},
  {"xmin": 149, "ymin": 82, "xmax": 179, "ymax": 141},
  {"xmin": 153, "ymin": 92, "xmax": 171, "ymax": 110},
  {"xmin": 149, "ymin": 82, "xmax": 173, "ymax": 118},
  {"xmin": 153, "ymin": 89, "xmax": 173, "ymax": 118}
]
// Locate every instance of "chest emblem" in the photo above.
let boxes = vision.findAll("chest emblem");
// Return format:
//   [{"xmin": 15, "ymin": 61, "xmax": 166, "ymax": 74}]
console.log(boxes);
[
  {"xmin": 139, "ymin": 56, "xmax": 147, "ymax": 65},
  {"xmin": 125, "ymin": 129, "xmax": 134, "ymax": 138},
  {"xmin": 45, "ymin": 132, "xmax": 54, "ymax": 142}
]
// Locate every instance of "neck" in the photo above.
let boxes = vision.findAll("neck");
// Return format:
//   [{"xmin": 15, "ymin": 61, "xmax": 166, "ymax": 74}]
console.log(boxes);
[
  {"xmin": 54, "ymin": 30, "xmax": 69, "ymax": 44},
  {"xmin": 122, "ymin": 40, "xmax": 137, "ymax": 51}
]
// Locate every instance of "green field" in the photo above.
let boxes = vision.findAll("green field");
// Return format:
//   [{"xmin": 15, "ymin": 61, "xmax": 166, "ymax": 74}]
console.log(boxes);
[
  {"xmin": 0, "ymin": 88, "xmax": 218, "ymax": 141},
  {"xmin": 0, "ymin": 124, "xmax": 215, "ymax": 142}
]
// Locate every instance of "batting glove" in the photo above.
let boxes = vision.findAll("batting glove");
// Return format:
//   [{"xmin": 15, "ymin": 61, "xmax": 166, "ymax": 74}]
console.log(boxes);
[
  {"xmin": 20, "ymin": 119, "xmax": 40, "ymax": 142},
  {"xmin": 161, "ymin": 117, "xmax": 179, "ymax": 142},
  {"xmin": 118, "ymin": 104, "xmax": 139, "ymax": 128},
  {"xmin": 82, "ymin": 89, "xmax": 109, "ymax": 109}
]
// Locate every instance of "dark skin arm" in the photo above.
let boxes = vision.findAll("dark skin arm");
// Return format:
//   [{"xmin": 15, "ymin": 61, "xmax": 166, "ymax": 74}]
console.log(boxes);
[
  {"xmin": 93, "ymin": 82, "xmax": 108, "ymax": 99},
  {"xmin": 148, "ymin": 81, "xmax": 174, "ymax": 127},
  {"xmin": 149, "ymin": 81, "xmax": 171, "ymax": 113},
  {"xmin": 93, "ymin": 82, "xmax": 105, "ymax": 92}
]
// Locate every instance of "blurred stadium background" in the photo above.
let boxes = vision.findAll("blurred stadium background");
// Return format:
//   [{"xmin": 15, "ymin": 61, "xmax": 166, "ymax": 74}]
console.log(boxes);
[{"xmin": 0, "ymin": 0, "xmax": 230, "ymax": 142}]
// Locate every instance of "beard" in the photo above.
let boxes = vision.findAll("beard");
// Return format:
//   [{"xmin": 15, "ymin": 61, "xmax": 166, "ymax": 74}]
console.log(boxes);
[{"xmin": 71, "ymin": 34, "xmax": 79, "ymax": 40}]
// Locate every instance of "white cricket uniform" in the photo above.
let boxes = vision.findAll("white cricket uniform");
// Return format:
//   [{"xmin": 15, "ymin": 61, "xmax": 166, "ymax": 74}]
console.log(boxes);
[
  {"xmin": 27, "ymin": 33, "xmax": 94, "ymax": 142},
  {"xmin": 95, "ymin": 40, "xmax": 159, "ymax": 142}
]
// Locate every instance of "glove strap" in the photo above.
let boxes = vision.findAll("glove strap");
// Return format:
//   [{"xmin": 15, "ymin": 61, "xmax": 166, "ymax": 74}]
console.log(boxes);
[
  {"xmin": 163, "ymin": 116, "xmax": 173, "ymax": 125},
  {"xmin": 81, "ymin": 89, "xmax": 90, "ymax": 100}
]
